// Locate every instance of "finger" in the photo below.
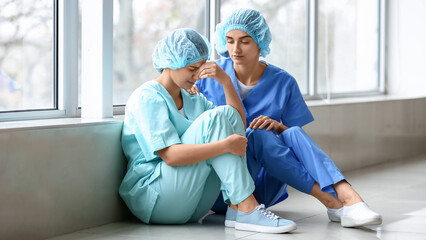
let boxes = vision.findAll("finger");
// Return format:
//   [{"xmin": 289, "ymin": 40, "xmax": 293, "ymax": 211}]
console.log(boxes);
[
  {"xmin": 193, "ymin": 85, "xmax": 200, "ymax": 94},
  {"xmin": 266, "ymin": 124, "xmax": 274, "ymax": 131},
  {"xmin": 258, "ymin": 120, "xmax": 270, "ymax": 129},
  {"xmin": 253, "ymin": 119, "xmax": 265, "ymax": 129},
  {"xmin": 249, "ymin": 118, "xmax": 260, "ymax": 128}
]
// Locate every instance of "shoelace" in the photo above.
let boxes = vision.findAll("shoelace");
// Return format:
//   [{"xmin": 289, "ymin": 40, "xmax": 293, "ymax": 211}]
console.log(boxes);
[{"xmin": 256, "ymin": 204, "xmax": 279, "ymax": 221}]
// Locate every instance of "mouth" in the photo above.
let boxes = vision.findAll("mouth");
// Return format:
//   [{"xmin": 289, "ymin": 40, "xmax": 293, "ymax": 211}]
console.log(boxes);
[
  {"xmin": 233, "ymin": 55, "xmax": 243, "ymax": 59},
  {"xmin": 187, "ymin": 81, "xmax": 196, "ymax": 85}
]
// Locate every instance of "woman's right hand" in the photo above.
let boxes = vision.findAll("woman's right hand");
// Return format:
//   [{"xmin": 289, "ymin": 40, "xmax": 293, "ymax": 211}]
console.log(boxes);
[{"xmin": 224, "ymin": 134, "xmax": 248, "ymax": 156}]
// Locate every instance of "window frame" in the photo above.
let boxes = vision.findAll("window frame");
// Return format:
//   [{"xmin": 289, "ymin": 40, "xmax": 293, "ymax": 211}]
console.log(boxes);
[
  {"xmin": 0, "ymin": 0, "xmax": 386, "ymax": 122},
  {"xmin": 0, "ymin": 0, "xmax": 64, "ymax": 121}
]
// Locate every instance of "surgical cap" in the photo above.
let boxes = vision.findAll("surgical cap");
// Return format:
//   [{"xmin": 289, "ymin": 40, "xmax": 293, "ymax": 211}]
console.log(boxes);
[
  {"xmin": 215, "ymin": 8, "xmax": 272, "ymax": 58},
  {"xmin": 152, "ymin": 28, "xmax": 211, "ymax": 73}
]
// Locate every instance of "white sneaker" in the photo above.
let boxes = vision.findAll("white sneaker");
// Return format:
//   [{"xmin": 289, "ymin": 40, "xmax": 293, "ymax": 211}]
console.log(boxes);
[
  {"xmin": 327, "ymin": 207, "xmax": 343, "ymax": 222},
  {"xmin": 341, "ymin": 202, "xmax": 382, "ymax": 227}
]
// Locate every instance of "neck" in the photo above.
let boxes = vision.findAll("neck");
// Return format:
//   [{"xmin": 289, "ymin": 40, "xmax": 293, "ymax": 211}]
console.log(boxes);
[
  {"xmin": 234, "ymin": 60, "xmax": 266, "ymax": 86},
  {"xmin": 156, "ymin": 71, "xmax": 181, "ymax": 100}
]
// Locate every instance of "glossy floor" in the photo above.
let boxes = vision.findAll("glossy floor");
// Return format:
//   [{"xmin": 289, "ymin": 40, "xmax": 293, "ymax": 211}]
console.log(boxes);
[{"xmin": 49, "ymin": 156, "xmax": 426, "ymax": 240}]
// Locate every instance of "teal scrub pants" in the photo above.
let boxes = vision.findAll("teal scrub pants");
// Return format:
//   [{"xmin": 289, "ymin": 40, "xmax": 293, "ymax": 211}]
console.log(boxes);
[{"xmin": 149, "ymin": 106, "xmax": 255, "ymax": 224}]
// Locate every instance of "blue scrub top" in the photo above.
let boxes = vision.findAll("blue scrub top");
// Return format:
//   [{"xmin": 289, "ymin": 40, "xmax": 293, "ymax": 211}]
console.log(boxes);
[
  {"xmin": 120, "ymin": 80, "xmax": 215, "ymax": 223},
  {"xmin": 196, "ymin": 58, "xmax": 314, "ymax": 127}
]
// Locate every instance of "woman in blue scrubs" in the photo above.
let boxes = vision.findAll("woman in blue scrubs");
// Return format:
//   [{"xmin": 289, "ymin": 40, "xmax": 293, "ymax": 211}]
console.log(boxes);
[
  {"xmin": 119, "ymin": 28, "xmax": 297, "ymax": 233},
  {"xmin": 192, "ymin": 9, "xmax": 382, "ymax": 228}
]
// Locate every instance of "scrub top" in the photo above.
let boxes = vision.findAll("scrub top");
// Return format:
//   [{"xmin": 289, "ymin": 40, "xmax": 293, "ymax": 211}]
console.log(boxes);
[
  {"xmin": 196, "ymin": 58, "xmax": 314, "ymax": 127},
  {"xmin": 119, "ymin": 80, "xmax": 215, "ymax": 223}
]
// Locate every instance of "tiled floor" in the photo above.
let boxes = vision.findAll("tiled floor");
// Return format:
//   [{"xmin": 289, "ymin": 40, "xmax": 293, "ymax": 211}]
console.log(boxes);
[{"xmin": 49, "ymin": 156, "xmax": 426, "ymax": 240}]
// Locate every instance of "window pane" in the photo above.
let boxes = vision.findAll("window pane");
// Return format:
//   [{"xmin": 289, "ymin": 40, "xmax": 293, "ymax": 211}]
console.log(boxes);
[
  {"xmin": 220, "ymin": 0, "xmax": 308, "ymax": 94},
  {"xmin": 317, "ymin": 0, "xmax": 379, "ymax": 95},
  {"xmin": 0, "ymin": 0, "xmax": 55, "ymax": 112},
  {"xmin": 113, "ymin": 0, "xmax": 206, "ymax": 105}
]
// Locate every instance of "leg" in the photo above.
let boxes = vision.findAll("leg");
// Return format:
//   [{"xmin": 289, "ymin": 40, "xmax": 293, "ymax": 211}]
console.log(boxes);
[
  {"xmin": 246, "ymin": 128, "xmax": 316, "ymax": 197},
  {"xmin": 279, "ymin": 127, "xmax": 345, "ymax": 197},
  {"xmin": 281, "ymin": 127, "xmax": 381, "ymax": 227},
  {"xmin": 150, "ymin": 106, "xmax": 253, "ymax": 224}
]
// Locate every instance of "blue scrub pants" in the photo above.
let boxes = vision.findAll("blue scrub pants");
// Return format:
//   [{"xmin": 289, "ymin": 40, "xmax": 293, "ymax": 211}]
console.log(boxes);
[
  {"xmin": 149, "ymin": 106, "xmax": 255, "ymax": 224},
  {"xmin": 212, "ymin": 126, "xmax": 345, "ymax": 213}
]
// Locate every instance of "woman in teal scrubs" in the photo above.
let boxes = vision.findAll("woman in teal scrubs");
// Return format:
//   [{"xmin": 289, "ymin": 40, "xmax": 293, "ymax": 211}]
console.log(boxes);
[
  {"xmin": 193, "ymin": 9, "xmax": 382, "ymax": 228},
  {"xmin": 119, "ymin": 28, "xmax": 296, "ymax": 233}
]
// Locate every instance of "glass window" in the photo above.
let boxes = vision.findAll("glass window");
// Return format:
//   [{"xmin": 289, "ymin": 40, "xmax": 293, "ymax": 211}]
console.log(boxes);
[
  {"xmin": 112, "ymin": 0, "xmax": 207, "ymax": 105},
  {"xmin": 220, "ymin": 0, "xmax": 308, "ymax": 94},
  {"xmin": 0, "ymin": 0, "xmax": 55, "ymax": 112},
  {"xmin": 317, "ymin": 0, "xmax": 379, "ymax": 95}
]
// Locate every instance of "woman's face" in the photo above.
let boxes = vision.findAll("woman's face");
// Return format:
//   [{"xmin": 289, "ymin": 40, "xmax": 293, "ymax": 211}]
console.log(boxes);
[
  {"xmin": 225, "ymin": 29, "xmax": 260, "ymax": 65},
  {"xmin": 169, "ymin": 60, "xmax": 206, "ymax": 89}
]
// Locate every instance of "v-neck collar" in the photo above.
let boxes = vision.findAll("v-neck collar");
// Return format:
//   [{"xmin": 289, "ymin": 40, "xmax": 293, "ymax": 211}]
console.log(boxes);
[
  {"xmin": 151, "ymin": 81, "xmax": 193, "ymax": 121},
  {"xmin": 229, "ymin": 61, "xmax": 270, "ymax": 103}
]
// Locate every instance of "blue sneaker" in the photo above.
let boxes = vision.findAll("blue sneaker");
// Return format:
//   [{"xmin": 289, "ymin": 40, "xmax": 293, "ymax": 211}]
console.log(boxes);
[
  {"xmin": 225, "ymin": 206, "xmax": 237, "ymax": 228},
  {"xmin": 235, "ymin": 204, "xmax": 297, "ymax": 233}
]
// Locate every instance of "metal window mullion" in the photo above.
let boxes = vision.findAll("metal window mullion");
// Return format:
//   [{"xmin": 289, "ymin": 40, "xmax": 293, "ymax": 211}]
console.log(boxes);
[
  {"xmin": 81, "ymin": 0, "xmax": 113, "ymax": 119},
  {"xmin": 210, "ymin": 0, "xmax": 220, "ymax": 60},
  {"xmin": 379, "ymin": 0, "xmax": 386, "ymax": 94},
  {"xmin": 308, "ymin": 0, "xmax": 318, "ymax": 97},
  {"xmin": 58, "ymin": 0, "xmax": 79, "ymax": 117}
]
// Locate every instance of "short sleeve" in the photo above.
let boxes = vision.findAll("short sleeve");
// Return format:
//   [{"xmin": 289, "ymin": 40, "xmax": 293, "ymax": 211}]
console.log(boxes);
[
  {"xmin": 130, "ymin": 94, "xmax": 182, "ymax": 161},
  {"xmin": 281, "ymin": 78, "xmax": 314, "ymax": 127},
  {"xmin": 199, "ymin": 92, "xmax": 215, "ymax": 111}
]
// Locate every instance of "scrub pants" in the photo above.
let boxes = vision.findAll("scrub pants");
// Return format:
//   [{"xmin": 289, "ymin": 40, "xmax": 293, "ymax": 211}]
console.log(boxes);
[
  {"xmin": 149, "ymin": 106, "xmax": 255, "ymax": 224},
  {"xmin": 212, "ymin": 126, "xmax": 345, "ymax": 213}
]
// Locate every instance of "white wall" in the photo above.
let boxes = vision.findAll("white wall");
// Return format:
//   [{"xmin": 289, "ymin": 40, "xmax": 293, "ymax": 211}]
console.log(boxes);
[{"xmin": 387, "ymin": 0, "xmax": 426, "ymax": 96}]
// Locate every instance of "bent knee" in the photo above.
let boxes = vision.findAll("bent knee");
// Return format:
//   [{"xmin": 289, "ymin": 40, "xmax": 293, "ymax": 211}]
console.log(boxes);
[{"xmin": 246, "ymin": 127, "xmax": 276, "ymax": 140}]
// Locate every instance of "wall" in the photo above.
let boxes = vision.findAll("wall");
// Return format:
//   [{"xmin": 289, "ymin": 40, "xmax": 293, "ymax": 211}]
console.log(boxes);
[
  {"xmin": 0, "ymin": 121, "xmax": 130, "ymax": 240},
  {"xmin": 306, "ymin": 97, "xmax": 426, "ymax": 171},
  {"xmin": 1, "ymin": 98, "xmax": 426, "ymax": 239}
]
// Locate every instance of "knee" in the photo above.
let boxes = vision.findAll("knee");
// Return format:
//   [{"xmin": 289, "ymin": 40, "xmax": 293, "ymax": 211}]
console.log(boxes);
[
  {"xmin": 213, "ymin": 105, "xmax": 245, "ymax": 134},
  {"xmin": 282, "ymin": 126, "xmax": 303, "ymax": 137},
  {"xmin": 246, "ymin": 127, "xmax": 275, "ymax": 141}
]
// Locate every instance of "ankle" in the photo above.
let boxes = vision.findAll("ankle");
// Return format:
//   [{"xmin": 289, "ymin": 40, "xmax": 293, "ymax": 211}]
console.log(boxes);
[
  {"xmin": 229, "ymin": 204, "xmax": 238, "ymax": 211},
  {"xmin": 237, "ymin": 195, "xmax": 259, "ymax": 213}
]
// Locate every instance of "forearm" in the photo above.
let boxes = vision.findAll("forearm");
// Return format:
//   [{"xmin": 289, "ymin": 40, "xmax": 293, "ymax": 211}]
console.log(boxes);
[
  {"xmin": 158, "ymin": 140, "xmax": 228, "ymax": 166},
  {"xmin": 222, "ymin": 81, "xmax": 247, "ymax": 127}
]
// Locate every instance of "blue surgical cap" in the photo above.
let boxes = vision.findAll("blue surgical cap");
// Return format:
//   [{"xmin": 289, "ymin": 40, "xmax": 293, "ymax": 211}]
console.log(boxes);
[
  {"xmin": 152, "ymin": 28, "xmax": 211, "ymax": 73},
  {"xmin": 215, "ymin": 8, "xmax": 272, "ymax": 58}
]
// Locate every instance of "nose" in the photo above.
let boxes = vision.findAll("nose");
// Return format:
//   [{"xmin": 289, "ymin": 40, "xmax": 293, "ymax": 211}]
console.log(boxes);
[{"xmin": 233, "ymin": 42, "xmax": 241, "ymax": 54}]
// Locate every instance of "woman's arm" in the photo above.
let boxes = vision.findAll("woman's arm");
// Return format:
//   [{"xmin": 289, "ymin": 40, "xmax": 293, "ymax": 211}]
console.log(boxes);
[
  {"xmin": 198, "ymin": 62, "xmax": 246, "ymax": 128},
  {"xmin": 157, "ymin": 134, "xmax": 247, "ymax": 166}
]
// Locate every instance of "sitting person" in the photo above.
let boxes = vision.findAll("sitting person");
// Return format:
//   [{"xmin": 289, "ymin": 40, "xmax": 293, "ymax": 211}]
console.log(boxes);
[
  {"xmin": 119, "ymin": 28, "xmax": 297, "ymax": 233},
  {"xmin": 192, "ymin": 9, "xmax": 382, "ymax": 228}
]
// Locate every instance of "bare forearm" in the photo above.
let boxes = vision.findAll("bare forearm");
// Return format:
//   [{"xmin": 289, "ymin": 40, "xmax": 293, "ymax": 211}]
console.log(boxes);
[
  {"xmin": 222, "ymin": 81, "xmax": 247, "ymax": 127},
  {"xmin": 157, "ymin": 141, "xmax": 227, "ymax": 166}
]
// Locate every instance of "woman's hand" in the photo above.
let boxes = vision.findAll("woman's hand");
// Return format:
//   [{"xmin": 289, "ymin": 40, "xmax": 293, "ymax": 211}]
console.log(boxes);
[
  {"xmin": 249, "ymin": 115, "xmax": 288, "ymax": 135},
  {"xmin": 187, "ymin": 84, "xmax": 199, "ymax": 95},
  {"xmin": 224, "ymin": 134, "xmax": 248, "ymax": 156},
  {"xmin": 198, "ymin": 62, "xmax": 232, "ymax": 86}
]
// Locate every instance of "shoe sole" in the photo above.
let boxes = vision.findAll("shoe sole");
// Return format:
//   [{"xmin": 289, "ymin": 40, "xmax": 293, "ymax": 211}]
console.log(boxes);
[
  {"xmin": 327, "ymin": 212, "xmax": 341, "ymax": 222},
  {"xmin": 235, "ymin": 222, "xmax": 297, "ymax": 233},
  {"xmin": 341, "ymin": 216, "xmax": 382, "ymax": 227},
  {"xmin": 225, "ymin": 220, "xmax": 235, "ymax": 228}
]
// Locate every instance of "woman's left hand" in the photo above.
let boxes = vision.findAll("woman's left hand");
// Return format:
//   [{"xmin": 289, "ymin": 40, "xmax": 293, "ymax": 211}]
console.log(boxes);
[
  {"xmin": 249, "ymin": 115, "xmax": 288, "ymax": 135},
  {"xmin": 198, "ymin": 62, "xmax": 232, "ymax": 86}
]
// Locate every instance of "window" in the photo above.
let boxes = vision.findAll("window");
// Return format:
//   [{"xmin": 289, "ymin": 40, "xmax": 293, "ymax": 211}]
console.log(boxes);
[
  {"xmin": 0, "ymin": 0, "xmax": 56, "ymax": 112},
  {"xmin": 219, "ymin": 0, "xmax": 383, "ymax": 99},
  {"xmin": 317, "ymin": 0, "xmax": 380, "ymax": 96},
  {"xmin": 112, "ymin": 0, "xmax": 207, "ymax": 105},
  {"xmin": 220, "ymin": 0, "xmax": 308, "ymax": 94}
]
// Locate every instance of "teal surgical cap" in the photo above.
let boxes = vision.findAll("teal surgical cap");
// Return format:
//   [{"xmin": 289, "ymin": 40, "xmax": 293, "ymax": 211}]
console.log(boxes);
[
  {"xmin": 215, "ymin": 8, "xmax": 272, "ymax": 58},
  {"xmin": 152, "ymin": 28, "xmax": 211, "ymax": 73}
]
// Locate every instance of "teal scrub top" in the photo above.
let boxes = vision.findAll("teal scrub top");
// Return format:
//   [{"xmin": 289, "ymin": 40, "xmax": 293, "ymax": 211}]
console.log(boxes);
[{"xmin": 119, "ymin": 80, "xmax": 215, "ymax": 223}]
